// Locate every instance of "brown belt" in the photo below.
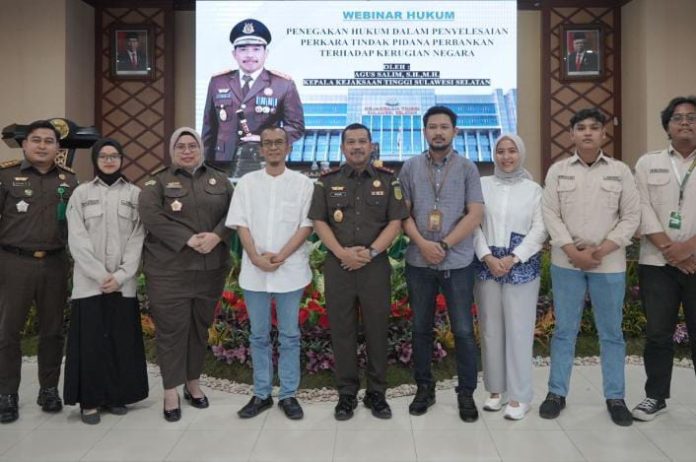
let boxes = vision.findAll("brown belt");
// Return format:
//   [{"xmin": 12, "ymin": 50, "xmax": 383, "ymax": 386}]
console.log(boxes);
[{"xmin": 0, "ymin": 245, "xmax": 64, "ymax": 259}]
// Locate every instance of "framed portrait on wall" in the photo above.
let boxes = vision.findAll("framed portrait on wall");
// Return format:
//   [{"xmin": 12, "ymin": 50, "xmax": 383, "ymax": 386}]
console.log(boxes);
[
  {"xmin": 560, "ymin": 24, "xmax": 604, "ymax": 82},
  {"xmin": 110, "ymin": 25, "xmax": 155, "ymax": 80}
]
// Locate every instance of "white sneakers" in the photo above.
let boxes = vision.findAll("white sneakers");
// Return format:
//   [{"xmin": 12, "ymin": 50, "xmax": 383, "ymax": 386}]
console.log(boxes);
[
  {"xmin": 504, "ymin": 402, "xmax": 531, "ymax": 420},
  {"xmin": 483, "ymin": 395, "xmax": 507, "ymax": 411}
]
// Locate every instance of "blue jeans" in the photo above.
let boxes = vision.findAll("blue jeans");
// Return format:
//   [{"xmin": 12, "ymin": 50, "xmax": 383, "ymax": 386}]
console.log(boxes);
[
  {"xmin": 243, "ymin": 288, "xmax": 304, "ymax": 400},
  {"xmin": 405, "ymin": 264, "xmax": 478, "ymax": 394},
  {"xmin": 548, "ymin": 265, "xmax": 626, "ymax": 399}
]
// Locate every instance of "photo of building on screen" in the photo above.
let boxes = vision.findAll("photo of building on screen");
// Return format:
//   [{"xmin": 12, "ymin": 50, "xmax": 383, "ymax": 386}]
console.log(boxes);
[{"xmin": 287, "ymin": 88, "xmax": 516, "ymax": 164}]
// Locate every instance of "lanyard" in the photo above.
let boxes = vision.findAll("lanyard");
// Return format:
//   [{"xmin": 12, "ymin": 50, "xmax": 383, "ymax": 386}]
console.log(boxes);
[
  {"xmin": 427, "ymin": 153, "xmax": 454, "ymax": 209},
  {"xmin": 669, "ymin": 154, "xmax": 696, "ymax": 209}
]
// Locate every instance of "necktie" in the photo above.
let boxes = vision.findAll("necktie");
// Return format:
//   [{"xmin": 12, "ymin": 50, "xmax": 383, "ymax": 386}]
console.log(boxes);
[
  {"xmin": 575, "ymin": 53, "xmax": 582, "ymax": 71},
  {"xmin": 131, "ymin": 52, "xmax": 137, "ymax": 68},
  {"xmin": 242, "ymin": 75, "xmax": 252, "ymax": 99}
]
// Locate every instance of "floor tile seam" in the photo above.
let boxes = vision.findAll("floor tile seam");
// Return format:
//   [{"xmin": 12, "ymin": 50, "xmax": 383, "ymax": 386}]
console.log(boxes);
[
  {"xmin": 158, "ymin": 428, "xmax": 189, "ymax": 462},
  {"xmin": 564, "ymin": 427, "xmax": 670, "ymax": 462}
]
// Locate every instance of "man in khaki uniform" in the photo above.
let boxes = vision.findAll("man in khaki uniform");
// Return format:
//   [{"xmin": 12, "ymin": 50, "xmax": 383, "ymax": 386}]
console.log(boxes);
[
  {"xmin": 539, "ymin": 108, "xmax": 640, "ymax": 426},
  {"xmin": 632, "ymin": 96, "xmax": 696, "ymax": 421},
  {"xmin": 0, "ymin": 120, "xmax": 78, "ymax": 423},
  {"xmin": 309, "ymin": 123, "xmax": 408, "ymax": 421}
]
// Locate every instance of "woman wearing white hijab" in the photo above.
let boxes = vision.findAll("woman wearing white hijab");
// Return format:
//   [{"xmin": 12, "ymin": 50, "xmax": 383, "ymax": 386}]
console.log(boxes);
[{"xmin": 473, "ymin": 134, "xmax": 547, "ymax": 420}]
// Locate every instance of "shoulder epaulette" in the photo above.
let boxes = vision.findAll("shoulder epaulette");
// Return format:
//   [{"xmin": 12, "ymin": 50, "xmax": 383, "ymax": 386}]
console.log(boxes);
[
  {"xmin": 374, "ymin": 165, "xmax": 395, "ymax": 175},
  {"xmin": 646, "ymin": 149, "xmax": 663, "ymax": 156},
  {"xmin": 150, "ymin": 165, "xmax": 168, "ymax": 176},
  {"xmin": 0, "ymin": 159, "xmax": 21, "ymax": 169},
  {"xmin": 56, "ymin": 164, "xmax": 75, "ymax": 174},
  {"xmin": 320, "ymin": 166, "xmax": 341, "ymax": 177},
  {"xmin": 205, "ymin": 162, "xmax": 227, "ymax": 174},
  {"xmin": 212, "ymin": 68, "xmax": 235, "ymax": 78},
  {"xmin": 268, "ymin": 69, "xmax": 293, "ymax": 81}
]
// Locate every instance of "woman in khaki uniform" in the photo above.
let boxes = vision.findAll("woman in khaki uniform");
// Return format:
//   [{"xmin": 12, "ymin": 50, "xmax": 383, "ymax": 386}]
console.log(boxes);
[{"xmin": 139, "ymin": 127, "xmax": 233, "ymax": 422}]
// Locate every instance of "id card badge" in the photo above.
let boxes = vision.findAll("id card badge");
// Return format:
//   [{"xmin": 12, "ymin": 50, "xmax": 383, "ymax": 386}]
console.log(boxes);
[
  {"xmin": 668, "ymin": 211, "xmax": 682, "ymax": 230},
  {"xmin": 427, "ymin": 209, "xmax": 443, "ymax": 232}
]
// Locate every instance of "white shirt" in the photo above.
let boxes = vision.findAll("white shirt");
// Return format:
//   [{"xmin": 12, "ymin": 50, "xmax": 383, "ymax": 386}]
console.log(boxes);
[
  {"xmin": 67, "ymin": 177, "xmax": 144, "ymax": 299},
  {"xmin": 239, "ymin": 68, "xmax": 263, "ymax": 90},
  {"xmin": 225, "ymin": 168, "xmax": 313, "ymax": 293},
  {"xmin": 474, "ymin": 176, "xmax": 547, "ymax": 263}
]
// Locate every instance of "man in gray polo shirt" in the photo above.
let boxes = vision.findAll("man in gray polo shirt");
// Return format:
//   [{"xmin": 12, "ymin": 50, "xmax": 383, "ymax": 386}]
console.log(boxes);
[{"xmin": 399, "ymin": 105, "xmax": 484, "ymax": 422}]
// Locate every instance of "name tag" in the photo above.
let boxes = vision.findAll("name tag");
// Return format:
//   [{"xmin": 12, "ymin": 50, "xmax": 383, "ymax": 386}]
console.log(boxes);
[
  {"xmin": 330, "ymin": 191, "xmax": 347, "ymax": 198},
  {"xmin": 649, "ymin": 168, "xmax": 669, "ymax": 174},
  {"xmin": 558, "ymin": 175, "xmax": 575, "ymax": 180},
  {"xmin": 603, "ymin": 176, "xmax": 621, "ymax": 182},
  {"xmin": 81, "ymin": 199, "xmax": 100, "ymax": 207},
  {"xmin": 120, "ymin": 200, "xmax": 136, "ymax": 209}
]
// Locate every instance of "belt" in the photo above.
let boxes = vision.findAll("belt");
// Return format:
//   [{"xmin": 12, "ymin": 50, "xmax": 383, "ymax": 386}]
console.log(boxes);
[{"xmin": 0, "ymin": 245, "xmax": 64, "ymax": 259}]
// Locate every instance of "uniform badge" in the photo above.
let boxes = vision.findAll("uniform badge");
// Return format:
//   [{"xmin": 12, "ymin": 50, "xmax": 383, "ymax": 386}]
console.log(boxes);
[
  {"xmin": 171, "ymin": 199, "xmax": 183, "ymax": 212},
  {"xmin": 59, "ymin": 173, "xmax": 66, "ymax": 180},
  {"xmin": 16, "ymin": 200, "xmax": 29, "ymax": 213},
  {"xmin": 255, "ymin": 106, "xmax": 263, "ymax": 113},
  {"xmin": 333, "ymin": 209, "xmax": 344, "ymax": 223},
  {"xmin": 264, "ymin": 87, "xmax": 273, "ymax": 96},
  {"xmin": 217, "ymin": 88, "xmax": 231, "ymax": 94},
  {"xmin": 145, "ymin": 179, "xmax": 157, "ymax": 186},
  {"xmin": 219, "ymin": 108, "xmax": 228, "ymax": 121},
  {"xmin": 263, "ymin": 106, "xmax": 270, "ymax": 114},
  {"xmin": 208, "ymin": 178, "xmax": 217, "ymax": 185},
  {"xmin": 14, "ymin": 176, "xmax": 28, "ymax": 181},
  {"xmin": 24, "ymin": 189, "xmax": 33, "ymax": 197},
  {"xmin": 331, "ymin": 186, "xmax": 345, "ymax": 191},
  {"xmin": 394, "ymin": 186, "xmax": 403, "ymax": 201},
  {"xmin": 242, "ymin": 22, "xmax": 255, "ymax": 34},
  {"xmin": 270, "ymin": 108, "xmax": 276, "ymax": 114},
  {"xmin": 373, "ymin": 180, "xmax": 381, "ymax": 188}
]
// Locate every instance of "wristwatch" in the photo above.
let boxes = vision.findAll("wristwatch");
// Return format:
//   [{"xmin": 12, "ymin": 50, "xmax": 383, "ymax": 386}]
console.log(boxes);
[
  {"xmin": 438, "ymin": 240, "xmax": 449, "ymax": 251},
  {"xmin": 369, "ymin": 247, "xmax": 380, "ymax": 258}
]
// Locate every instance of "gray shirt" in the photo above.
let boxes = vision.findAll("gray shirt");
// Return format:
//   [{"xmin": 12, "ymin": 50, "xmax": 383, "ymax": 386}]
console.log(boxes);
[{"xmin": 399, "ymin": 150, "xmax": 484, "ymax": 269}]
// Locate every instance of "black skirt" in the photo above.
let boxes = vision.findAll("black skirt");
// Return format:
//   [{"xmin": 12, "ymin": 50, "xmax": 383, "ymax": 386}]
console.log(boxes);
[{"xmin": 63, "ymin": 293, "xmax": 149, "ymax": 408}]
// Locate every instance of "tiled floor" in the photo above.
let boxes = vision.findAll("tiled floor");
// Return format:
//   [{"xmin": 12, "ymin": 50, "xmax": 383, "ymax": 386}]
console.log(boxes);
[{"xmin": 1, "ymin": 362, "xmax": 695, "ymax": 461}]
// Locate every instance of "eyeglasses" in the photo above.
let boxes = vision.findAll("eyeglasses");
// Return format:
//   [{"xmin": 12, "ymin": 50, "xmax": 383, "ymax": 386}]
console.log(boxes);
[
  {"xmin": 97, "ymin": 155, "xmax": 122, "ymax": 162},
  {"xmin": 670, "ymin": 113, "xmax": 696, "ymax": 124},
  {"xmin": 261, "ymin": 140, "xmax": 287, "ymax": 148},
  {"xmin": 174, "ymin": 143, "xmax": 200, "ymax": 152}
]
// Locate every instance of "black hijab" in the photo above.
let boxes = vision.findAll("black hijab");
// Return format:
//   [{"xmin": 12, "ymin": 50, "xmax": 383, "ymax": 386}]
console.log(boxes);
[{"xmin": 91, "ymin": 138, "xmax": 125, "ymax": 185}]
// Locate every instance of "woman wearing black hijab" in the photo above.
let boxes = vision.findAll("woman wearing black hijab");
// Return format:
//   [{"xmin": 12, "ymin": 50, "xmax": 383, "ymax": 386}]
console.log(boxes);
[{"xmin": 63, "ymin": 138, "xmax": 148, "ymax": 424}]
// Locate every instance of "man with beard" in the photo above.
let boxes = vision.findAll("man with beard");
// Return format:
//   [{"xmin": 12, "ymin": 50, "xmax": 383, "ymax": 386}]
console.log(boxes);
[
  {"xmin": 398, "ymin": 105, "xmax": 484, "ymax": 422},
  {"xmin": 202, "ymin": 18, "xmax": 304, "ymax": 176},
  {"xmin": 309, "ymin": 123, "xmax": 408, "ymax": 421},
  {"xmin": 226, "ymin": 127, "xmax": 314, "ymax": 421}
]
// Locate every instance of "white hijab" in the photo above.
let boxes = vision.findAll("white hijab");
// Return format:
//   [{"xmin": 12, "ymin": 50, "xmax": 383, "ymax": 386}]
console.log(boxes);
[{"xmin": 493, "ymin": 133, "xmax": 533, "ymax": 184}]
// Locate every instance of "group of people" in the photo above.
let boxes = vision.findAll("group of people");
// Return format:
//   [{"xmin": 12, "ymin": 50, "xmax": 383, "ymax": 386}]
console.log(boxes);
[{"xmin": 0, "ymin": 97, "xmax": 694, "ymax": 430}]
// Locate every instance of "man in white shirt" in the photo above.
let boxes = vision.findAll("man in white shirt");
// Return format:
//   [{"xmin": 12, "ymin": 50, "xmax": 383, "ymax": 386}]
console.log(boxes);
[{"xmin": 225, "ymin": 127, "xmax": 313, "ymax": 420}]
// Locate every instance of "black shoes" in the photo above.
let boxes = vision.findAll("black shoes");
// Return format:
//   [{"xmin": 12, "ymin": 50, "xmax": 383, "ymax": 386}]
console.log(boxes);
[
  {"xmin": 363, "ymin": 391, "xmax": 392, "ymax": 419},
  {"xmin": 409, "ymin": 384, "xmax": 436, "ymax": 416},
  {"xmin": 80, "ymin": 408, "xmax": 101, "ymax": 425},
  {"xmin": 632, "ymin": 397, "xmax": 667, "ymax": 422},
  {"xmin": 606, "ymin": 399, "xmax": 633, "ymax": 427},
  {"xmin": 278, "ymin": 397, "xmax": 304, "ymax": 420},
  {"xmin": 163, "ymin": 396, "xmax": 181, "ymax": 422},
  {"xmin": 183, "ymin": 386, "xmax": 210, "ymax": 409},
  {"xmin": 457, "ymin": 392, "xmax": 479, "ymax": 422},
  {"xmin": 334, "ymin": 394, "xmax": 358, "ymax": 421},
  {"xmin": 37, "ymin": 387, "xmax": 62, "ymax": 413},
  {"xmin": 103, "ymin": 404, "xmax": 128, "ymax": 415},
  {"xmin": 238, "ymin": 396, "xmax": 273, "ymax": 419},
  {"xmin": 0, "ymin": 393, "xmax": 19, "ymax": 424},
  {"xmin": 539, "ymin": 392, "xmax": 566, "ymax": 419}
]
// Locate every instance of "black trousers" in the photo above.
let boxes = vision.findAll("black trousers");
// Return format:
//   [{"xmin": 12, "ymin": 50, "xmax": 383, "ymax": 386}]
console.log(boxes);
[
  {"xmin": 324, "ymin": 253, "xmax": 391, "ymax": 396},
  {"xmin": 639, "ymin": 264, "xmax": 696, "ymax": 400},
  {"xmin": 0, "ymin": 248, "xmax": 69, "ymax": 394}
]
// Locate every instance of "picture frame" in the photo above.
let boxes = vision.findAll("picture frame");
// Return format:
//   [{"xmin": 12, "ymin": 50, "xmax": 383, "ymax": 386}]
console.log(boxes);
[
  {"xmin": 560, "ymin": 24, "xmax": 604, "ymax": 82},
  {"xmin": 110, "ymin": 24, "xmax": 155, "ymax": 80}
]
